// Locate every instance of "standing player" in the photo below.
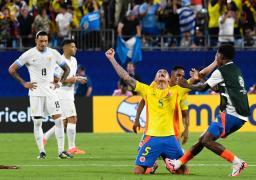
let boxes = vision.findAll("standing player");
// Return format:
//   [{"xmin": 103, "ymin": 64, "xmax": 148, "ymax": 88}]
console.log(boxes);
[
  {"xmin": 8, "ymin": 31, "xmax": 72, "ymax": 159},
  {"xmin": 44, "ymin": 39, "xmax": 86, "ymax": 155},
  {"xmin": 167, "ymin": 45, "xmax": 250, "ymax": 176},
  {"xmin": 105, "ymin": 48, "xmax": 185, "ymax": 174}
]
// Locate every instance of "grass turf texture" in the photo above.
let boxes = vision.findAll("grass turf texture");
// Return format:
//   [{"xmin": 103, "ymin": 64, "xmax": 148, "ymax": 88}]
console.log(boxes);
[{"xmin": 0, "ymin": 133, "xmax": 255, "ymax": 180}]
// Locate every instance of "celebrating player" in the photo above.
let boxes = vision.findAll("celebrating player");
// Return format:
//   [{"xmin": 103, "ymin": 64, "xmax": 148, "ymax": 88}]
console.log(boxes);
[
  {"xmin": 105, "ymin": 48, "xmax": 186, "ymax": 174},
  {"xmin": 166, "ymin": 45, "xmax": 250, "ymax": 176},
  {"xmin": 8, "ymin": 31, "xmax": 73, "ymax": 159},
  {"xmin": 133, "ymin": 63, "xmax": 218, "ymax": 174},
  {"xmin": 44, "ymin": 39, "xmax": 86, "ymax": 155}
]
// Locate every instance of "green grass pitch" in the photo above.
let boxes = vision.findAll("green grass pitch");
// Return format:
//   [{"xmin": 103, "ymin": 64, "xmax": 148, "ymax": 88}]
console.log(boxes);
[{"xmin": 0, "ymin": 133, "xmax": 255, "ymax": 180}]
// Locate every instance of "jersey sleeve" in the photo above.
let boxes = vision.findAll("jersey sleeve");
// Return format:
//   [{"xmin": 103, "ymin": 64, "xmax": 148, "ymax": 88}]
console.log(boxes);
[
  {"xmin": 14, "ymin": 51, "xmax": 29, "ymax": 67},
  {"xmin": 134, "ymin": 81, "xmax": 149, "ymax": 98},
  {"xmin": 206, "ymin": 69, "xmax": 224, "ymax": 88},
  {"xmin": 53, "ymin": 50, "xmax": 66, "ymax": 67},
  {"xmin": 54, "ymin": 65, "xmax": 63, "ymax": 78}
]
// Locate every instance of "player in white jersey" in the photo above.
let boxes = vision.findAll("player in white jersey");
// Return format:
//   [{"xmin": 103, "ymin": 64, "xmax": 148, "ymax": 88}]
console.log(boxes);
[
  {"xmin": 44, "ymin": 39, "xmax": 86, "ymax": 154},
  {"xmin": 8, "ymin": 31, "xmax": 73, "ymax": 159}
]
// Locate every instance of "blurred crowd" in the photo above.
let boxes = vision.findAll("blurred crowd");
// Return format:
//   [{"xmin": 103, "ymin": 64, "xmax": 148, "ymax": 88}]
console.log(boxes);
[{"xmin": 0, "ymin": 0, "xmax": 256, "ymax": 49}]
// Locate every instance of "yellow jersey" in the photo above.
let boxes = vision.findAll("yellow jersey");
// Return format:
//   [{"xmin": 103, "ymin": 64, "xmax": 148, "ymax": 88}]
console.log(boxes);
[
  {"xmin": 149, "ymin": 81, "xmax": 190, "ymax": 138},
  {"xmin": 135, "ymin": 81, "xmax": 178, "ymax": 136}
]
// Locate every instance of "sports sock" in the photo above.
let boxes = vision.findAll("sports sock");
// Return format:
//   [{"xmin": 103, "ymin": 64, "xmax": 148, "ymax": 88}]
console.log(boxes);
[
  {"xmin": 54, "ymin": 117, "xmax": 64, "ymax": 154},
  {"xmin": 44, "ymin": 126, "xmax": 55, "ymax": 140},
  {"xmin": 180, "ymin": 151, "xmax": 194, "ymax": 164},
  {"xmin": 220, "ymin": 149, "xmax": 235, "ymax": 163},
  {"xmin": 32, "ymin": 118, "xmax": 45, "ymax": 153},
  {"xmin": 66, "ymin": 123, "xmax": 76, "ymax": 149}
]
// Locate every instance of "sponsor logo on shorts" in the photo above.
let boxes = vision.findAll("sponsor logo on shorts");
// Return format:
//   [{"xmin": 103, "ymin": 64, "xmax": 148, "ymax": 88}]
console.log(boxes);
[{"xmin": 139, "ymin": 156, "xmax": 145, "ymax": 163}]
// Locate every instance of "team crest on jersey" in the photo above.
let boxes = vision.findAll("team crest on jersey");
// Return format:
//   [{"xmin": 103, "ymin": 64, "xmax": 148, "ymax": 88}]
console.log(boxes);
[
  {"xmin": 139, "ymin": 156, "xmax": 145, "ymax": 162},
  {"xmin": 116, "ymin": 96, "xmax": 146, "ymax": 133},
  {"xmin": 48, "ymin": 57, "xmax": 52, "ymax": 61}
]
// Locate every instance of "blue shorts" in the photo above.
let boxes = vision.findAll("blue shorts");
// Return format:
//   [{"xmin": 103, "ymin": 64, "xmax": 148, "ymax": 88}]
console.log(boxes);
[
  {"xmin": 207, "ymin": 112, "xmax": 246, "ymax": 138},
  {"xmin": 135, "ymin": 135, "xmax": 184, "ymax": 167}
]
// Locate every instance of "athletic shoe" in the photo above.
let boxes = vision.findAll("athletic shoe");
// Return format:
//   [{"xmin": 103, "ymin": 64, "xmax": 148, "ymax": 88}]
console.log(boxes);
[
  {"xmin": 165, "ymin": 158, "xmax": 181, "ymax": 173},
  {"xmin": 231, "ymin": 160, "xmax": 248, "ymax": 177},
  {"xmin": 43, "ymin": 137, "xmax": 47, "ymax": 145},
  {"xmin": 145, "ymin": 162, "xmax": 158, "ymax": 174},
  {"xmin": 37, "ymin": 152, "xmax": 46, "ymax": 159},
  {"xmin": 0, "ymin": 165, "xmax": 19, "ymax": 169},
  {"xmin": 58, "ymin": 151, "xmax": 74, "ymax": 159},
  {"xmin": 67, "ymin": 147, "xmax": 86, "ymax": 155}
]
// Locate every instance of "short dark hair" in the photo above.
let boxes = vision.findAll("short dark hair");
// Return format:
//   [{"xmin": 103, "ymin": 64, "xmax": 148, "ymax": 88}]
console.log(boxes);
[
  {"xmin": 36, "ymin": 31, "xmax": 48, "ymax": 39},
  {"xmin": 218, "ymin": 44, "xmax": 235, "ymax": 60},
  {"xmin": 172, "ymin": 65, "xmax": 185, "ymax": 71},
  {"xmin": 62, "ymin": 39, "xmax": 75, "ymax": 47}
]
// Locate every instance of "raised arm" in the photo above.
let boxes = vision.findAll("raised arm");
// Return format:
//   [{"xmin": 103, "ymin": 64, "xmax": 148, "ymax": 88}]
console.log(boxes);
[
  {"xmin": 179, "ymin": 78, "xmax": 210, "ymax": 91},
  {"xmin": 105, "ymin": 48, "xmax": 136, "ymax": 90},
  {"xmin": 133, "ymin": 99, "xmax": 145, "ymax": 133},
  {"xmin": 8, "ymin": 63, "xmax": 37, "ymax": 90}
]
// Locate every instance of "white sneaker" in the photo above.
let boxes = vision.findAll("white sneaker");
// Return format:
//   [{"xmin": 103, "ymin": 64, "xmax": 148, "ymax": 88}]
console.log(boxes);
[
  {"xmin": 165, "ymin": 158, "xmax": 182, "ymax": 173},
  {"xmin": 231, "ymin": 160, "xmax": 248, "ymax": 177}
]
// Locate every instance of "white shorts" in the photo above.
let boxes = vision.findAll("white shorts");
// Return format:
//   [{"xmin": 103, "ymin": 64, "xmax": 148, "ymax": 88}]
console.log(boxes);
[
  {"xmin": 30, "ymin": 96, "xmax": 62, "ymax": 117},
  {"xmin": 59, "ymin": 99, "xmax": 77, "ymax": 119}
]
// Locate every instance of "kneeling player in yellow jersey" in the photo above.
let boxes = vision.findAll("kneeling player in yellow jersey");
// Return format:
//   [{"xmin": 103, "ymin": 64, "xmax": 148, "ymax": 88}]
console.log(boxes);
[
  {"xmin": 133, "ymin": 63, "xmax": 218, "ymax": 174},
  {"xmin": 106, "ymin": 48, "xmax": 185, "ymax": 174}
]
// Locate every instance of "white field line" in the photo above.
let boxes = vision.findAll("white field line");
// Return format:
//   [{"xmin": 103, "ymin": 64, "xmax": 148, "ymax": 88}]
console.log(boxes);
[{"xmin": 17, "ymin": 164, "xmax": 256, "ymax": 167}]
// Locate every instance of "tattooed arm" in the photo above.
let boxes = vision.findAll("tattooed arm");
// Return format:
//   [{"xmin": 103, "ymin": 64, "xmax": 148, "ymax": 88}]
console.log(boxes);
[
  {"xmin": 105, "ymin": 48, "xmax": 137, "ymax": 90},
  {"xmin": 8, "ymin": 62, "xmax": 37, "ymax": 90}
]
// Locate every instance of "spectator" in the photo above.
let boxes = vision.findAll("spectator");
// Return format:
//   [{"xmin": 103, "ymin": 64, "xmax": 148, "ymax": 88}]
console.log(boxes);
[
  {"xmin": 248, "ymin": 84, "xmax": 256, "ymax": 94},
  {"xmin": 177, "ymin": 0, "xmax": 195, "ymax": 48},
  {"xmin": 115, "ymin": 0, "xmax": 131, "ymax": 26},
  {"xmin": 55, "ymin": 4, "xmax": 73, "ymax": 44},
  {"xmin": 17, "ymin": 5, "xmax": 34, "ymax": 47},
  {"xmin": 117, "ymin": 10, "xmax": 141, "ymax": 41},
  {"xmin": 80, "ymin": 1, "xmax": 101, "ymax": 49},
  {"xmin": 75, "ymin": 66, "xmax": 93, "ymax": 97},
  {"xmin": 32, "ymin": 7, "xmax": 50, "ymax": 34},
  {"xmin": 139, "ymin": 0, "xmax": 161, "ymax": 35},
  {"xmin": 208, "ymin": 0, "xmax": 226, "ymax": 47},
  {"xmin": 218, "ymin": 10, "xmax": 235, "ymax": 45},
  {"xmin": 191, "ymin": 0, "xmax": 202, "ymax": 14},
  {"xmin": 159, "ymin": 0, "xmax": 181, "ymax": 47},
  {"xmin": 193, "ymin": 26, "xmax": 205, "ymax": 47},
  {"xmin": 0, "ymin": 7, "xmax": 18, "ymax": 48},
  {"xmin": 112, "ymin": 79, "xmax": 133, "ymax": 96}
]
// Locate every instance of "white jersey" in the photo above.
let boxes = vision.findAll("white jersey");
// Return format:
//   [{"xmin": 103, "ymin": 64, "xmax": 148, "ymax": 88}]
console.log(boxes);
[
  {"xmin": 55, "ymin": 55, "xmax": 77, "ymax": 101},
  {"xmin": 15, "ymin": 47, "xmax": 66, "ymax": 97},
  {"xmin": 206, "ymin": 64, "xmax": 248, "ymax": 121}
]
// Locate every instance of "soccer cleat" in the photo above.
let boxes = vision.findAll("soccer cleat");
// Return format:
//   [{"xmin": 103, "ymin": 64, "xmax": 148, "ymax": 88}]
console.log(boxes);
[
  {"xmin": 165, "ymin": 158, "xmax": 181, "ymax": 173},
  {"xmin": 58, "ymin": 151, "xmax": 74, "ymax": 159},
  {"xmin": 231, "ymin": 160, "xmax": 248, "ymax": 177},
  {"xmin": 0, "ymin": 165, "xmax": 19, "ymax": 169},
  {"xmin": 145, "ymin": 162, "xmax": 158, "ymax": 174},
  {"xmin": 37, "ymin": 152, "xmax": 46, "ymax": 159},
  {"xmin": 67, "ymin": 147, "xmax": 86, "ymax": 155}
]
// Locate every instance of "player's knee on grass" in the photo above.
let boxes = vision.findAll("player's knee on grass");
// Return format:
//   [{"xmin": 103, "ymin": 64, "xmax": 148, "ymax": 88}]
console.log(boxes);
[
  {"xmin": 175, "ymin": 165, "xmax": 189, "ymax": 175},
  {"xmin": 134, "ymin": 165, "xmax": 146, "ymax": 174}
]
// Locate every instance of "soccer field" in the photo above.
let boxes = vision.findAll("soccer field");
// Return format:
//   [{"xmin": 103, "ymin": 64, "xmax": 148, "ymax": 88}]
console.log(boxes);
[{"xmin": 0, "ymin": 133, "xmax": 255, "ymax": 180}]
